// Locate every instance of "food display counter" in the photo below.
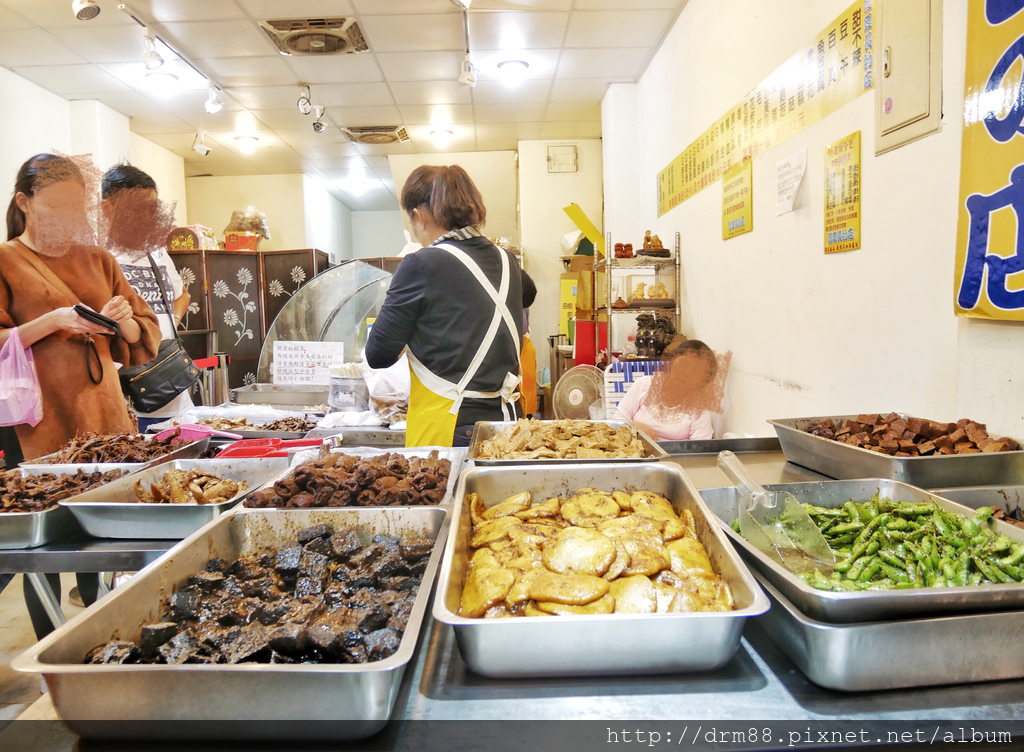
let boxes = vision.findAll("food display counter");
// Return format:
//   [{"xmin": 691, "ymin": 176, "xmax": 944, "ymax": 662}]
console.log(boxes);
[{"xmin": 8, "ymin": 446, "xmax": 1024, "ymax": 748}]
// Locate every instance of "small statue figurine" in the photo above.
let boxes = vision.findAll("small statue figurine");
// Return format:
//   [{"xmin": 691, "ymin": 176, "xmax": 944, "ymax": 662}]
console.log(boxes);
[
  {"xmin": 650, "ymin": 234, "xmax": 664, "ymax": 249},
  {"xmin": 643, "ymin": 230, "xmax": 654, "ymax": 249},
  {"xmin": 632, "ymin": 281, "xmax": 647, "ymax": 301},
  {"xmin": 654, "ymin": 282, "xmax": 669, "ymax": 299}
]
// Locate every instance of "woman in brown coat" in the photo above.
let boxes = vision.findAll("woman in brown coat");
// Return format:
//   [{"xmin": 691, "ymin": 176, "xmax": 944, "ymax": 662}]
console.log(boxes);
[{"xmin": 1, "ymin": 154, "xmax": 161, "ymax": 460}]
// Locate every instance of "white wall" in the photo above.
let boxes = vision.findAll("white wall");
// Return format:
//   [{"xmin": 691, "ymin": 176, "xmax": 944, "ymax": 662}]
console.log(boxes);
[
  {"xmin": 303, "ymin": 175, "xmax": 352, "ymax": 262},
  {"xmin": 519, "ymin": 139, "xmax": 604, "ymax": 372},
  {"xmin": 351, "ymin": 210, "xmax": 407, "ymax": 258},
  {"xmin": 602, "ymin": 0, "xmax": 1024, "ymax": 437},
  {"xmin": 185, "ymin": 174, "xmax": 306, "ymax": 251},
  {"xmin": 130, "ymin": 132, "xmax": 187, "ymax": 227},
  {"xmin": 69, "ymin": 100, "xmax": 131, "ymax": 177}
]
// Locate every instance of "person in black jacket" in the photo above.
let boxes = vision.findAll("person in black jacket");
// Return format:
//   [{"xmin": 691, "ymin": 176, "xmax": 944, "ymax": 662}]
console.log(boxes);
[{"xmin": 366, "ymin": 165, "xmax": 533, "ymax": 448}]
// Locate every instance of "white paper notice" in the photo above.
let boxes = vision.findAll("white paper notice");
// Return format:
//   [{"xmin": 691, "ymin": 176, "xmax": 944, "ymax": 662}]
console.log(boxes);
[
  {"xmin": 273, "ymin": 341, "xmax": 345, "ymax": 385},
  {"xmin": 776, "ymin": 147, "xmax": 808, "ymax": 216}
]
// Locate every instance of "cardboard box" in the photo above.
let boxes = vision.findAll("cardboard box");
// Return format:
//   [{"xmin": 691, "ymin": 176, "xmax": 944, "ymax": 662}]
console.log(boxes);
[{"xmin": 575, "ymin": 268, "xmax": 607, "ymax": 312}]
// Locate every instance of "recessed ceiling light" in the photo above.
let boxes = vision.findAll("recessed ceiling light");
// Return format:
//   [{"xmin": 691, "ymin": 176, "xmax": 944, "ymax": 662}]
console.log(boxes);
[
  {"xmin": 449, "ymin": 0, "xmax": 472, "ymax": 8},
  {"xmin": 234, "ymin": 135, "xmax": 259, "ymax": 154},
  {"xmin": 144, "ymin": 70, "xmax": 178, "ymax": 93},
  {"xmin": 497, "ymin": 59, "xmax": 529, "ymax": 78},
  {"xmin": 72, "ymin": 0, "xmax": 100, "ymax": 21},
  {"xmin": 431, "ymin": 128, "xmax": 454, "ymax": 148}
]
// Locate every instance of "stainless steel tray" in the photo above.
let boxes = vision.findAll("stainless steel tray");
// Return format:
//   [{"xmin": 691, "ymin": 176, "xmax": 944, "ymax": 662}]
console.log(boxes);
[
  {"xmin": 932, "ymin": 485, "xmax": 1024, "ymax": 516},
  {"xmin": 700, "ymin": 479, "xmax": 1024, "ymax": 623},
  {"xmin": 12, "ymin": 506, "xmax": 449, "ymax": 738},
  {"xmin": 752, "ymin": 572, "xmax": 1024, "ymax": 691},
  {"xmin": 467, "ymin": 420, "xmax": 668, "ymax": 464},
  {"xmin": 231, "ymin": 383, "xmax": 329, "ymax": 407},
  {"xmin": 18, "ymin": 462, "xmax": 144, "ymax": 477},
  {"xmin": 20, "ymin": 435, "xmax": 210, "ymax": 470},
  {"xmin": 770, "ymin": 414, "xmax": 1024, "ymax": 487},
  {"xmin": 658, "ymin": 436, "xmax": 781, "ymax": 455},
  {"xmin": 432, "ymin": 462, "xmax": 769, "ymax": 678},
  {"xmin": 58, "ymin": 458, "xmax": 291, "ymax": 540},
  {"xmin": 0, "ymin": 504, "xmax": 79, "ymax": 550},
  {"xmin": 304, "ymin": 427, "xmax": 406, "ymax": 446}
]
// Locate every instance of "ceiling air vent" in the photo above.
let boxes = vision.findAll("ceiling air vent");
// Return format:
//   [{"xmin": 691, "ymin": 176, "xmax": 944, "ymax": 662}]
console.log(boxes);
[
  {"xmin": 259, "ymin": 18, "xmax": 368, "ymax": 56},
  {"xmin": 341, "ymin": 126, "xmax": 410, "ymax": 144}
]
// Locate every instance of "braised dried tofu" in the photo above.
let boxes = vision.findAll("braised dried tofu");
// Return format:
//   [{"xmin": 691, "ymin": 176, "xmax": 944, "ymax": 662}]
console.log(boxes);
[
  {"xmin": 469, "ymin": 493, "xmax": 487, "ymax": 525},
  {"xmin": 541, "ymin": 527, "xmax": 616, "ymax": 576},
  {"xmin": 461, "ymin": 564, "xmax": 515, "ymax": 617},
  {"xmin": 458, "ymin": 488, "xmax": 734, "ymax": 618},
  {"xmin": 527, "ymin": 571, "xmax": 610, "ymax": 605},
  {"xmin": 474, "ymin": 419, "xmax": 647, "ymax": 460}
]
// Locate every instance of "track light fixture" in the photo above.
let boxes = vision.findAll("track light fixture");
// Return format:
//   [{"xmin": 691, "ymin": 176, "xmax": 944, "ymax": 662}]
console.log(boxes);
[
  {"xmin": 449, "ymin": 0, "xmax": 472, "ymax": 8},
  {"xmin": 312, "ymin": 105, "xmax": 325, "ymax": 133},
  {"xmin": 142, "ymin": 27, "xmax": 163, "ymax": 70},
  {"xmin": 72, "ymin": 0, "xmax": 101, "ymax": 21},
  {"xmin": 204, "ymin": 86, "xmax": 224, "ymax": 114},
  {"xmin": 192, "ymin": 131, "xmax": 211, "ymax": 157},
  {"xmin": 458, "ymin": 52, "xmax": 477, "ymax": 87},
  {"xmin": 297, "ymin": 83, "xmax": 312, "ymax": 115}
]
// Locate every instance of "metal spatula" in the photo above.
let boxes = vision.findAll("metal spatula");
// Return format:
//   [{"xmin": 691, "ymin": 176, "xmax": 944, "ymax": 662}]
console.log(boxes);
[{"xmin": 717, "ymin": 450, "xmax": 835, "ymax": 573}]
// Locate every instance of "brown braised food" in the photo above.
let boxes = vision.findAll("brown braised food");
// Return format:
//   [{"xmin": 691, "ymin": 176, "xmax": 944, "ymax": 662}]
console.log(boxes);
[
  {"xmin": 84, "ymin": 523, "xmax": 434, "ymax": 665},
  {"xmin": 133, "ymin": 469, "xmax": 248, "ymax": 505},
  {"xmin": 0, "ymin": 468, "xmax": 126, "ymax": 513},
  {"xmin": 245, "ymin": 447, "xmax": 450, "ymax": 509},
  {"xmin": 474, "ymin": 419, "xmax": 646, "ymax": 460},
  {"xmin": 195, "ymin": 416, "xmax": 318, "ymax": 433},
  {"xmin": 802, "ymin": 413, "xmax": 1021, "ymax": 456},
  {"xmin": 37, "ymin": 430, "xmax": 189, "ymax": 464},
  {"xmin": 459, "ymin": 487, "xmax": 734, "ymax": 618}
]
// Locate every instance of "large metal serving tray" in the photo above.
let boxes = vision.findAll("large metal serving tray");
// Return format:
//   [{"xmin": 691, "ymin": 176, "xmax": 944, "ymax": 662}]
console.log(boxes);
[
  {"xmin": 769, "ymin": 414, "xmax": 1024, "ymax": 487},
  {"xmin": 932, "ymin": 485, "xmax": 1024, "ymax": 516},
  {"xmin": 467, "ymin": 420, "xmax": 668, "ymax": 465},
  {"xmin": 751, "ymin": 572, "xmax": 1024, "ymax": 692},
  {"xmin": 700, "ymin": 479, "xmax": 1024, "ymax": 623},
  {"xmin": 432, "ymin": 462, "xmax": 769, "ymax": 678},
  {"xmin": 12, "ymin": 506, "xmax": 449, "ymax": 739},
  {"xmin": 231, "ymin": 383, "xmax": 329, "ymax": 407},
  {"xmin": 304, "ymin": 427, "xmax": 406, "ymax": 446},
  {"xmin": 57, "ymin": 458, "xmax": 290, "ymax": 540},
  {"xmin": 20, "ymin": 435, "xmax": 210, "ymax": 471},
  {"xmin": 658, "ymin": 436, "xmax": 781, "ymax": 455}
]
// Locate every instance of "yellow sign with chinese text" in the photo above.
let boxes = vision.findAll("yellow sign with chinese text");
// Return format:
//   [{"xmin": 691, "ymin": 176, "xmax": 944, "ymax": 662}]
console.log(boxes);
[
  {"xmin": 722, "ymin": 159, "xmax": 753, "ymax": 239},
  {"xmin": 954, "ymin": 0, "xmax": 1024, "ymax": 320},
  {"xmin": 560, "ymin": 276, "xmax": 577, "ymax": 336},
  {"xmin": 824, "ymin": 131, "xmax": 861, "ymax": 253},
  {"xmin": 657, "ymin": 0, "xmax": 874, "ymax": 217}
]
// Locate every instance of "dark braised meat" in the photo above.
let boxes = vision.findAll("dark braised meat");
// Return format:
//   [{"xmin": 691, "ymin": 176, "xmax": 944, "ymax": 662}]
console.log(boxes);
[
  {"xmin": 0, "ymin": 468, "xmax": 126, "ymax": 513},
  {"xmin": 85, "ymin": 524, "xmax": 433, "ymax": 666},
  {"xmin": 802, "ymin": 414, "xmax": 1022, "ymax": 457},
  {"xmin": 244, "ymin": 447, "xmax": 451, "ymax": 509},
  {"xmin": 37, "ymin": 430, "xmax": 191, "ymax": 464}
]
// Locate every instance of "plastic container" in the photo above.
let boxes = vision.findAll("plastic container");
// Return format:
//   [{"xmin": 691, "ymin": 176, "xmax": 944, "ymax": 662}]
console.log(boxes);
[{"xmin": 329, "ymin": 375, "xmax": 369, "ymax": 412}]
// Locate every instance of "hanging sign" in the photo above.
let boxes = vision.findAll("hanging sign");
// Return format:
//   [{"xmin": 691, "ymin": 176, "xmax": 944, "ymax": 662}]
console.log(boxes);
[
  {"xmin": 954, "ymin": 0, "xmax": 1024, "ymax": 320},
  {"xmin": 273, "ymin": 341, "xmax": 345, "ymax": 385},
  {"xmin": 657, "ymin": 0, "xmax": 874, "ymax": 217},
  {"xmin": 824, "ymin": 131, "xmax": 861, "ymax": 254},
  {"xmin": 776, "ymin": 147, "xmax": 808, "ymax": 215},
  {"xmin": 722, "ymin": 158, "xmax": 753, "ymax": 239}
]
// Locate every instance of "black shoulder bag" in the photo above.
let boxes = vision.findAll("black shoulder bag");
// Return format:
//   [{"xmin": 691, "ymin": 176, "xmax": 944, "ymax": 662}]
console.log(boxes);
[{"xmin": 118, "ymin": 255, "xmax": 200, "ymax": 413}]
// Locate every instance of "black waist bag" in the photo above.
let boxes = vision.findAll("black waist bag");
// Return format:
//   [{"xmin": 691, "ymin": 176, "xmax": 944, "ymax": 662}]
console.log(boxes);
[
  {"xmin": 120, "ymin": 338, "xmax": 200, "ymax": 413},
  {"xmin": 118, "ymin": 253, "xmax": 200, "ymax": 413}
]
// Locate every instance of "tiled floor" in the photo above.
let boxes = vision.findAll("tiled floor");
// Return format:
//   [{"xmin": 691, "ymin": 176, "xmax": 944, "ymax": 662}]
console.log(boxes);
[{"xmin": 0, "ymin": 574, "xmax": 84, "ymax": 720}]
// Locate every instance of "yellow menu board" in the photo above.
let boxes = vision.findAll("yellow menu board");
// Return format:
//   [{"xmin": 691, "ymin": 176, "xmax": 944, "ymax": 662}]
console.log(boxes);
[
  {"xmin": 722, "ymin": 158, "xmax": 753, "ymax": 239},
  {"xmin": 824, "ymin": 131, "xmax": 861, "ymax": 253},
  {"xmin": 658, "ymin": 0, "xmax": 874, "ymax": 217},
  {"xmin": 954, "ymin": 0, "xmax": 1024, "ymax": 319}
]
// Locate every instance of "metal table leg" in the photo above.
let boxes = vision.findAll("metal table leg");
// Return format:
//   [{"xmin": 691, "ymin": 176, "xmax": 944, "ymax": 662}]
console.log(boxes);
[{"xmin": 25, "ymin": 572, "xmax": 66, "ymax": 630}]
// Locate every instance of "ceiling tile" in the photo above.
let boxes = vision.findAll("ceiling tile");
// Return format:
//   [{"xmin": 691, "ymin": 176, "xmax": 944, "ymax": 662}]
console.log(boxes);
[
  {"xmin": 564, "ymin": 9, "xmax": 673, "ymax": 49},
  {"xmin": 67, "ymin": 91, "xmax": 174, "ymax": 118},
  {"xmin": 470, "ymin": 78, "xmax": 550, "ymax": 105},
  {"xmin": 468, "ymin": 11, "xmax": 568, "ymax": 50},
  {"xmin": 354, "ymin": 141, "xmax": 417, "ymax": 156},
  {"xmin": 0, "ymin": 5, "xmax": 33, "ymax": 30},
  {"xmin": 0, "ymin": 29, "xmax": 86, "ymax": 67},
  {"xmin": 574, "ymin": 0, "xmax": 681, "ymax": 8},
  {"xmin": 158, "ymin": 21, "xmax": 275, "ymax": 59},
  {"xmin": 316, "ymin": 82, "xmax": 395, "ymax": 108},
  {"xmin": 405, "ymin": 123, "xmax": 475, "ymax": 143},
  {"xmin": 471, "ymin": 48, "xmax": 558, "ymax": 80},
  {"xmin": 556, "ymin": 47, "xmax": 648, "ymax": 78},
  {"xmin": 376, "ymin": 51, "xmax": 461, "ymax": 82},
  {"xmin": 538, "ymin": 120, "xmax": 602, "ymax": 139},
  {"xmin": 236, "ymin": 0, "xmax": 356, "ymax": 18},
  {"xmin": 332, "ymin": 105, "xmax": 404, "ymax": 127},
  {"xmin": 0, "ymin": 0, "xmax": 133, "ymax": 28},
  {"xmin": 474, "ymin": 103, "xmax": 545, "ymax": 123},
  {"xmin": 276, "ymin": 127, "xmax": 357, "ymax": 150},
  {"xmin": 473, "ymin": 138, "xmax": 519, "ymax": 151},
  {"xmin": 400, "ymin": 104, "xmax": 475, "ymax": 125},
  {"xmin": 282, "ymin": 53, "xmax": 384, "ymax": 84},
  {"xmin": 230, "ymin": 85, "xmax": 307, "ymax": 110},
  {"xmin": 389, "ymin": 80, "xmax": 471, "ymax": 106},
  {"xmin": 413, "ymin": 137, "xmax": 478, "ymax": 154},
  {"xmin": 544, "ymin": 102, "xmax": 602, "ymax": 121},
  {"xmin": 248, "ymin": 109, "xmax": 321, "ymax": 130},
  {"xmin": 185, "ymin": 159, "xmax": 265, "ymax": 177},
  {"xmin": 12, "ymin": 63, "xmax": 129, "ymax": 95},
  {"xmin": 179, "ymin": 109, "xmax": 275, "ymax": 133},
  {"xmin": 47, "ymin": 24, "xmax": 149, "ymax": 64},
  {"xmin": 136, "ymin": 86, "xmax": 238, "ymax": 115},
  {"xmin": 141, "ymin": 132, "xmax": 204, "ymax": 151},
  {"xmin": 293, "ymin": 143, "xmax": 363, "ymax": 161},
  {"xmin": 549, "ymin": 77, "xmax": 620, "ymax": 102},
  {"xmin": 359, "ymin": 14, "xmax": 463, "ymax": 53},
  {"xmin": 475, "ymin": 122, "xmax": 541, "ymax": 140},
  {"xmin": 132, "ymin": 0, "xmax": 247, "ymax": 22},
  {"xmin": 471, "ymin": 1, "xmax": 573, "ymax": 10},
  {"xmin": 128, "ymin": 114, "xmax": 195, "ymax": 135},
  {"xmin": 99, "ymin": 60, "xmax": 209, "ymax": 91},
  {"xmin": 198, "ymin": 56, "xmax": 297, "ymax": 87},
  {"xmin": 351, "ymin": 0, "xmax": 454, "ymax": 15},
  {"xmin": 303, "ymin": 156, "xmax": 367, "ymax": 175}
]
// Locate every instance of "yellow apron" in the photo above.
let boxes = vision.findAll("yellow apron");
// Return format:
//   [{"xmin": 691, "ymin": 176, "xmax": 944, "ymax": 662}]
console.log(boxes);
[{"xmin": 404, "ymin": 242, "xmax": 522, "ymax": 447}]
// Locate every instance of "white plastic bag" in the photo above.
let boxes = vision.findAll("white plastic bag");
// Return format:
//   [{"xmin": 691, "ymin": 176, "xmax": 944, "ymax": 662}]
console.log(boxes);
[
  {"xmin": 361, "ymin": 353, "xmax": 410, "ymax": 423},
  {"xmin": 0, "ymin": 328, "xmax": 42, "ymax": 427}
]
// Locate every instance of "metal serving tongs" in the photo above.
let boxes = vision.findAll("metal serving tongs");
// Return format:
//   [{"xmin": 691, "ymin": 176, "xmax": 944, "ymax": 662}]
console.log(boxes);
[{"xmin": 717, "ymin": 450, "xmax": 835, "ymax": 573}]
